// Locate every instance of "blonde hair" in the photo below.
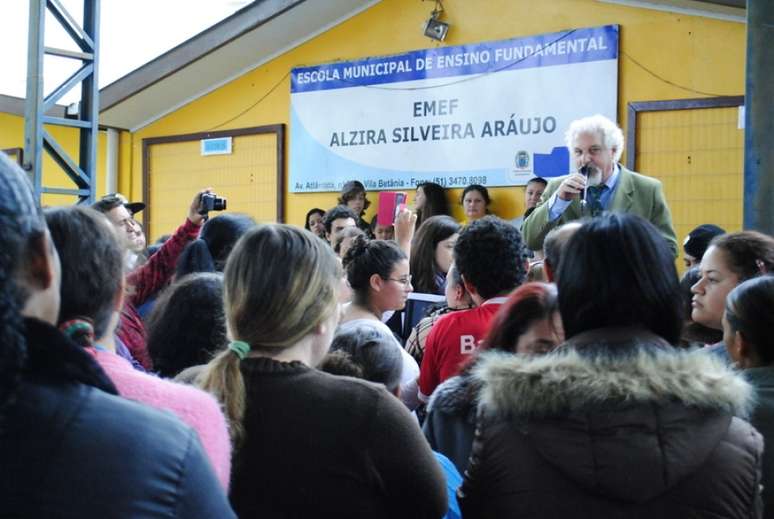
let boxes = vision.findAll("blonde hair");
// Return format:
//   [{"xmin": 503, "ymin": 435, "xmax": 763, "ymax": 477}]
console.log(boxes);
[
  {"xmin": 197, "ymin": 224, "xmax": 340, "ymax": 444},
  {"xmin": 564, "ymin": 114, "xmax": 624, "ymax": 162}
]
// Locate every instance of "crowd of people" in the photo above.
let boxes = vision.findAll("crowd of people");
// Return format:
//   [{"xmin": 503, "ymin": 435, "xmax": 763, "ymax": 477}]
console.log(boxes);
[{"xmin": 2, "ymin": 112, "xmax": 774, "ymax": 518}]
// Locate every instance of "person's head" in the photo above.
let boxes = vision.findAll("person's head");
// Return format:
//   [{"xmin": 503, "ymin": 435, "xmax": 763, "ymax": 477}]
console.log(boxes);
[
  {"xmin": 338, "ymin": 180, "xmax": 370, "ymax": 217},
  {"xmin": 460, "ymin": 184, "xmax": 491, "ymax": 221},
  {"xmin": 454, "ymin": 216, "xmax": 527, "ymax": 302},
  {"xmin": 198, "ymin": 224, "xmax": 341, "ymax": 443},
  {"xmin": 343, "ymin": 235, "xmax": 411, "ymax": 314},
  {"xmin": 369, "ymin": 215, "xmax": 395, "ymax": 241},
  {"xmin": 678, "ymin": 267, "xmax": 722, "ymax": 346},
  {"xmin": 0, "ymin": 153, "xmax": 60, "ymax": 416},
  {"xmin": 176, "ymin": 213, "xmax": 256, "ymax": 278},
  {"xmin": 415, "ymin": 182, "xmax": 449, "ymax": 222},
  {"xmin": 683, "ymin": 224, "xmax": 726, "ymax": 269},
  {"xmin": 92, "ymin": 194, "xmax": 146, "ymax": 253},
  {"xmin": 444, "ymin": 262, "xmax": 472, "ymax": 310},
  {"xmin": 45, "ymin": 207, "xmax": 124, "ymax": 344},
  {"xmin": 334, "ymin": 226, "xmax": 365, "ymax": 259},
  {"xmin": 557, "ymin": 213, "xmax": 682, "ymax": 344},
  {"xmin": 542, "ymin": 221, "xmax": 583, "ymax": 282},
  {"xmin": 680, "ymin": 267, "xmax": 702, "ymax": 321},
  {"xmin": 723, "ymin": 276, "xmax": 774, "ymax": 368},
  {"xmin": 483, "ymin": 283, "xmax": 563, "ymax": 355},
  {"xmin": 524, "ymin": 177, "xmax": 548, "ymax": 210},
  {"xmin": 305, "ymin": 208, "xmax": 326, "ymax": 238},
  {"xmin": 565, "ymin": 114, "xmax": 624, "ymax": 183},
  {"xmin": 323, "ymin": 205, "xmax": 358, "ymax": 244},
  {"xmin": 691, "ymin": 231, "xmax": 774, "ymax": 330},
  {"xmin": 147, "ymin": 273, "xmax": 227, "ymax": 378},
  {"xmin": 410, "ymin": 215, "xmax": 461, "ymax": 294},
  {"xmin": 325, "ymin": 323, "xmax": 403, "ymax": 395}
]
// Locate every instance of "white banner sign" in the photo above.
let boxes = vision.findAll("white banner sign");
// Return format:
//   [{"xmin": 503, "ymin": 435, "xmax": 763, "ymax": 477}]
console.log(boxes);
[{"xmin": 289, "ymin": 25, "xmax": 619, "ymax": 192}]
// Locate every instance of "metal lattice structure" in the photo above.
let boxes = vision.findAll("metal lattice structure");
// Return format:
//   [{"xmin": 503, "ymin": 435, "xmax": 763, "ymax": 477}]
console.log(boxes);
[{"xmin": 24, "ymin": 0, "xmax": 100, "ymax": 204}]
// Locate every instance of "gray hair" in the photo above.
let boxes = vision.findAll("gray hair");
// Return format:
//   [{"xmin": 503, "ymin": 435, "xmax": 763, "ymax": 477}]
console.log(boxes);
[{"xmin": 564, "ymin": 114, "xmax": 624, "ymax": 163}]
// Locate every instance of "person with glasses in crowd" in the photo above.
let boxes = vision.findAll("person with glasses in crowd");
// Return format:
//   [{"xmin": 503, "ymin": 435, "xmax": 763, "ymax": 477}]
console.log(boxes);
[{"xmin": 339, "ymin": 235, "xmax": 421, "ymax": 409}]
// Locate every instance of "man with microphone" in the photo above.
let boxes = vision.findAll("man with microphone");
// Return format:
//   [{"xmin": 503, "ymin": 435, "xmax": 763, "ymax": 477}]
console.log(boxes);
[{"xmin": 522, "ymin": 114, "xmax": 678, "ymax": 256}]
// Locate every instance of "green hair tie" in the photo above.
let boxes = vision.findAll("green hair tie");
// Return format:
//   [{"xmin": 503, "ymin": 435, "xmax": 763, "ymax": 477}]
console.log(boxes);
[{"xmin": 229, "ymin": 340, "xmax": 251, "ymax": 360}]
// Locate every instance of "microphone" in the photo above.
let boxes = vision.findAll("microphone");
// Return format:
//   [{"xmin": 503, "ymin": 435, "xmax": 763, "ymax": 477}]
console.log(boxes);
[{"xmin": 579, "ymin": 164, "xmax": 592, "ymax": 203}]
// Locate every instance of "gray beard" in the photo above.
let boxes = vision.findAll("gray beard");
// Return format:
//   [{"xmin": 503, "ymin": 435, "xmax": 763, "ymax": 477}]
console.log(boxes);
[{"xmin": 586, "ymin": 167, "xmax": 603, "ymax": 187}]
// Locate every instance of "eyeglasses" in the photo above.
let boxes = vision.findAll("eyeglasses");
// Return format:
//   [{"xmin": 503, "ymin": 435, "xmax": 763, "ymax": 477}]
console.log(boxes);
[{"xmin": 385, "ymin": 275, "xmax": 412, "ymax": 287}]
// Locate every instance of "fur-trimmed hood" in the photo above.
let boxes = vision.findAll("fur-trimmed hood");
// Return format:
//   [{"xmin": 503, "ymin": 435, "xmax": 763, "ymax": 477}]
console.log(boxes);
[
  {"xmin": 474, "ymin": 335, "xmax": 753, "ymax": 420},
  {"xmin": 471, "ymin": 330, "xmax": 758, "ymax": 503}
]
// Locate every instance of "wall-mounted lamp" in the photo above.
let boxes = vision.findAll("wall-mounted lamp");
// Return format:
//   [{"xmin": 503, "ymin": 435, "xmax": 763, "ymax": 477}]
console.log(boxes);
[{"xmin": 423, "ymin": 1, "xmax": 449, "ymax": 41}]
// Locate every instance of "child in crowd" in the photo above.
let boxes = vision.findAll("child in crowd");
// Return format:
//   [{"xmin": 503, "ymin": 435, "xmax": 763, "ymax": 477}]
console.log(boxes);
[
  {"xmin": 424, "ymin": 282, "xmax": 563, "ymax": 473},
  {"xmin": 45, "ymin": 206, "xmax": 232, "ymax": 490},
  {"xmin": 147, "ymin": 272, "xmax": 227, "ymax": 378},
  {"xmin": 0, "ymin": 153, "xmax": 233, "ymax": 517},
  {"xmin": 197, "ymin": 224, "xmax": 446, "ymax": 518},
  {"xmin": 411, "ymin": 215, "xmax": 461, "ymax": 295},
  {"xmin": 460, "ymin": 214, "xmax": 762, "ymax": 518},
  {"xmin": 338, "ymin": 180, "xmax": 372, "ymax": 234},
  {"xmin": 415, "ymin": 181, "xmax": 450, "ymax": 227},
  {"xmin": 339, "ymin": 235, "xmax": 421, "ymax": 409}
]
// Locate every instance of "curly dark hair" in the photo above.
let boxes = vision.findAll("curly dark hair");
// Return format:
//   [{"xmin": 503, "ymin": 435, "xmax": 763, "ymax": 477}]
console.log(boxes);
[
  {"xmin": 323, "ymin": 205, "xmax": 359, "ymax": 235},
  {"xmin": 304, "ymin": 208, "xmax": 325, "ymax": 231},
  {"xmin": 453, "ymin": 216, "xmax": 527, "ymax": 300},
  {"xmin": 147, "ymin": 273, "xmax": 227, "ymax": 378}
]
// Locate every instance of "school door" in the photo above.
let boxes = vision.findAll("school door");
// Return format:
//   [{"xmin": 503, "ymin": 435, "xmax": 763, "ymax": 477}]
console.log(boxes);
[
  {"xmin": 627, "ymin": 97, "xmax": 744, "ymax": 272},
  {"xmin": 142, "ymin": 125, "xmax": 284, "ymax": 242}
]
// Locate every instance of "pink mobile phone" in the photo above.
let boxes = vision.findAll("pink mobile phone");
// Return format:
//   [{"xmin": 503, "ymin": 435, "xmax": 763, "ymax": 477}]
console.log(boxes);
[{"xmin": 377, "ymin": 191, "xmax": 408, "ymax": 226}]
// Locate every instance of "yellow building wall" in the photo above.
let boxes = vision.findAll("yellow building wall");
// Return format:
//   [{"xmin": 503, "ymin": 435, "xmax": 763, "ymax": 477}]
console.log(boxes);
[
  {"xmin": 0, "ymin": 111, "xmax": 113, "ymax": 206},
  {"xmin": 127, "ymin": 0, "xmax": 745, "ymax": 231}
]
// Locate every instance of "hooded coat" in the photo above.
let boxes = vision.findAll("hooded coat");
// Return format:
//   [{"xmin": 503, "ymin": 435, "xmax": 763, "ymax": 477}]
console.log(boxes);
[{"xmin": 458, "ymin": 328, "xmax": 763, "ymax": 519}]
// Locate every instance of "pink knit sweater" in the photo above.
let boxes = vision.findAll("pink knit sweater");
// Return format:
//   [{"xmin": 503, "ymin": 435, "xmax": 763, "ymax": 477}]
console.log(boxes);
[{"xmin": 88, "ymin": 348, "xmax": 231, "ymax": 489}]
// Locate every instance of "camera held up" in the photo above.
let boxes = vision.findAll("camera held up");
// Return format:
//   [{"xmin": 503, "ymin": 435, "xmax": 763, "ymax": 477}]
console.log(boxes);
[{"xmin": 198, "ymin": 192, "xmax": 227, "ymax": 216}]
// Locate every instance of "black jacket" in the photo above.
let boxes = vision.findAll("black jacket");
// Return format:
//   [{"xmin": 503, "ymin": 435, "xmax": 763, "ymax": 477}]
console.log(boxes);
[
  {"xmin": 0, "ymin": 319, "xmax": 235, "ymax": 518},
  {"xmin": 459, "ymin": 327, "xmax": 763, "ymax": 519}
]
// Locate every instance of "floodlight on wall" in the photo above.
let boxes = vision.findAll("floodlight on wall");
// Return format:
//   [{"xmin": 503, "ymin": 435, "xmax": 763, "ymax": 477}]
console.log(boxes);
[{"xmin": 423, "ymin": 0, "xmax": 449, "ymax": 41}]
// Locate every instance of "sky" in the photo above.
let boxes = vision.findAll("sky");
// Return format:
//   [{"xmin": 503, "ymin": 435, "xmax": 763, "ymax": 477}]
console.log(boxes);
[{"xmin": 1, "ymin": 0, "xmax": 252, "ymax": 104}]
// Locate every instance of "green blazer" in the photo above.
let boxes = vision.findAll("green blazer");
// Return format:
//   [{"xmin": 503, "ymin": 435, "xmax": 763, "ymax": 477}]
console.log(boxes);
[{"xmin": 521, "ymin": 166, "xmax": 678, "ymax": 256}]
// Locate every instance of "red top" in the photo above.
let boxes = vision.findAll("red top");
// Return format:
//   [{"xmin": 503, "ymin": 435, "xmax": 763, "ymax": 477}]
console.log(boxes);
[
  {"xmin": 117, "ymin": 218, "xmax": 200, "ymax": 370},
  {"xmin": 418, "ymin": 298, "xmax": 506, "ymax": 400}
]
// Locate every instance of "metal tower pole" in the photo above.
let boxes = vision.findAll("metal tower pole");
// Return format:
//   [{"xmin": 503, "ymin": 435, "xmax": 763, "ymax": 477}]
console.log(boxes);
[{"xmin": 23, "ymin": 0, "xmax": 100, "ymax": 204}]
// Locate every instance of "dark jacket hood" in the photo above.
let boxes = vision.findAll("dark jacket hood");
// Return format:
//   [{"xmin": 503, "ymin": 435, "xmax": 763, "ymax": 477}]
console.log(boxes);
[{"xmin": 472, "ymin": 328, "xmax": 755, "ymax": 504}]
